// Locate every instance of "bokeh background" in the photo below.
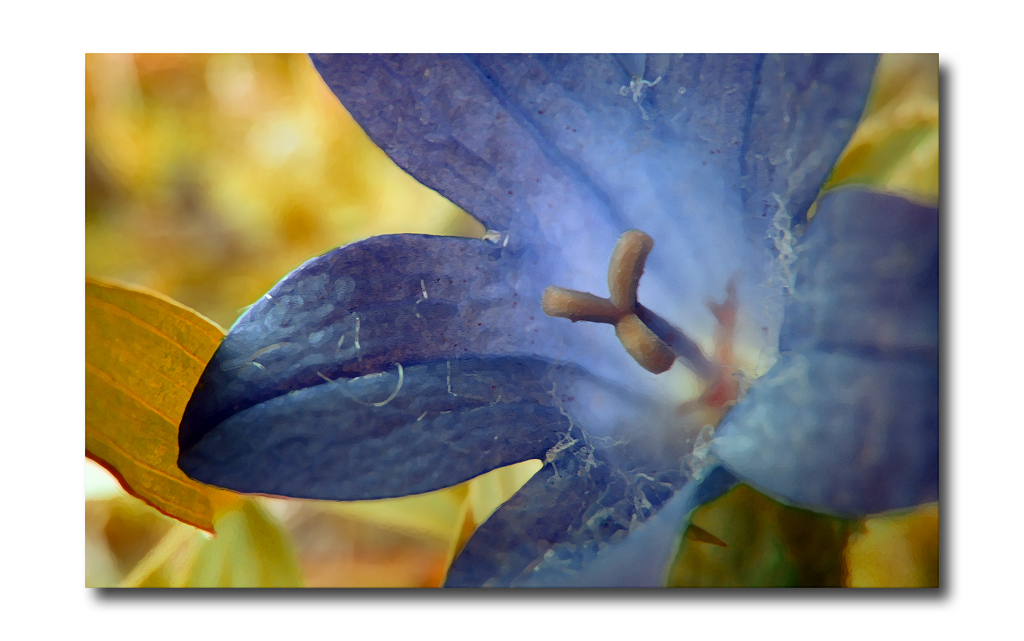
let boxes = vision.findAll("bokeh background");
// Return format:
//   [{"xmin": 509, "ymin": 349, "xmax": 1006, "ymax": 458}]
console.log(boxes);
[{"xmin": 85, "ymin": 53, "xmax": 939, "ymax": 587}]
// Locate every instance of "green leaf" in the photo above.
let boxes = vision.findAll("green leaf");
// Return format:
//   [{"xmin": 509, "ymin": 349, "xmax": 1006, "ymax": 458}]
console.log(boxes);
[
  {"xmin": 186, "ymin": 499, "xmax": 304, "ymax": 587},
  {"xmin": 668, "ymin": 485, "xmax": 854, "ymax": 587},
  {"xmin": 86, "ymin": 277, "xmax": 238, "ymax": 532}
]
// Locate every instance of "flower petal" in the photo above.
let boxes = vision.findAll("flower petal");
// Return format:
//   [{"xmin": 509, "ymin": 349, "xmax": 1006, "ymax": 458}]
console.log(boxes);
[
  {"xmin": 312, "ymin": 54, "xmax": 875, "ymax": 237},
  {"xmin": 446, "ymin": 459, "xmax": 736, "ymax": 587},
  {"xmin": 180, "ymin": 356, "xmax": 576, "ymax": 500},
  {"xmin": 311, "ymin": 54, "xmax": 878, "ymax": 365},
  {"xmin": 712, "ymin": 188, "xmax": 938, "ymax": 516},
  {"xmin": 180, "ymin": 234, "xmax": 539, "ymax": 451},
  {"xmin": 179, "ymin": 232, "xmax": 672, "ymax": 454},
  {"xmin": 779, "ymin": 188, "xmax": 939, "ymax": 356}
]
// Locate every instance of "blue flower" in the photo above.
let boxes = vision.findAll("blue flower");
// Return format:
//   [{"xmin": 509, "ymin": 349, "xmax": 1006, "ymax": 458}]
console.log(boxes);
[{"xmin": 177, "ymin": 55, "xmax": 937, "ymax": 586}]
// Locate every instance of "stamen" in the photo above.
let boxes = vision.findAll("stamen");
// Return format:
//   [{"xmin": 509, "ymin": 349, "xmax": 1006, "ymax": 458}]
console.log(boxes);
[
  {"xmin": 636, "ymin": 304, "xmax": 716, "ymax": 381},
  {"xmin": 707, "ymin": 276, "xmax": 738, "ymax": 367}
]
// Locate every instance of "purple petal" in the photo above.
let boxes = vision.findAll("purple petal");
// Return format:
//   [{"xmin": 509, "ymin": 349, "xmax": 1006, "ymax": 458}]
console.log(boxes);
[
  {"xmin": 179, "ymin": 233, "xmax": 671, "ymax": 456},
  {"xmin": 712, "ymin": 188, "xmax": 939, "ymax": 516},
  {"xmin": 779, "ymin": 188, "xmax": 939, "ymax": 357},
  {"xmin": 180, "ymin": 234, "xmax": 540, "ymax": 451},
  {"xmin": 177, "ymin": 231, "xmax": 678, "ymax": 497},
  {"xmin": 311, "ymin": 54, "xmax": 877, "ymax": 361},
  {"xmin": 181, "ymin": 356, "xmax": 577, "ymax": 499},
  {"xmin": 312, "ymin": 54, "xmax": 874, "ymax": 240}
]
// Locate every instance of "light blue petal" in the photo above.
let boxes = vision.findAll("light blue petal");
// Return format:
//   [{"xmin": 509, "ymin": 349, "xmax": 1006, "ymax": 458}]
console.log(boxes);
[
  {"xmin": 519, "ymin": 466, "xmax": 738, "ymax": 587},
  {"xmin": 712, "ymin": 188, "xmax": 939, "ymax": 516}
]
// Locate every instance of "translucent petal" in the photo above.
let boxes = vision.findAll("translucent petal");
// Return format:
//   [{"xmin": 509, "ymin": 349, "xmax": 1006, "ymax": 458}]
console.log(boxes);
[{"xmin": 713, "ymin": 188, "xmax": 938, "ymax": 515}]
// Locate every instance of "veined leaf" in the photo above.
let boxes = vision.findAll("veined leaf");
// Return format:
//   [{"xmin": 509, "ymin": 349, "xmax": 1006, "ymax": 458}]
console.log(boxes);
[
  {"xmin": 186, "ymin": 499, "xmax": 304, "ymax": 587},
  {"xmin": 86, "ymin": 277, "xmax": 238, "ymax": 532}
]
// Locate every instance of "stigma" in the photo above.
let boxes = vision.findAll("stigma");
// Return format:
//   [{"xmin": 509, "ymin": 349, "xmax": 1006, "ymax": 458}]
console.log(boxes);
[{"xmin": 541, "ymin": 230, "xmax": 676, "ymax": 374}]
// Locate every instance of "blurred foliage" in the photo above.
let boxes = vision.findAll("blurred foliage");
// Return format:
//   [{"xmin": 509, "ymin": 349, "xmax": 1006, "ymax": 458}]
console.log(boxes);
[
  {"xmin": 85, "ymin": 53, "xmax": 940, "ymax": 588},
  {"xmin": 669, "ymin": 485, "xmax": 854, "ymax": 587},
  {"xmin": 86, "ymin": 53, "xmax": 483, "ymax": 330},
  {"xmin": 186, "ymin": 500, "xmax": 304, "ymax": 587}
]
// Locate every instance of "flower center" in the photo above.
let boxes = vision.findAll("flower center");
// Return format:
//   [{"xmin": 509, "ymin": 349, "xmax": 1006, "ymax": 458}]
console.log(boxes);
[
  {"xmin": 541, "ymin": 230, "xmax": 676, "ymax": 374},
  {"xmin": 541, "ymin": 230, "xmax": 742, "ymax": 418}
]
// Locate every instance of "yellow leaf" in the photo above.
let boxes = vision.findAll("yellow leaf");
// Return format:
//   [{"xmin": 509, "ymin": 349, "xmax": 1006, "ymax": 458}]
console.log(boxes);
[
  {"xmin": 465, "ymin": 459, "xmax": 542, "ymax": 526},
  {"xmin": 186, "ymin": 499, "xmax": 304, "ymax": 587},
  {"xmin": 310, "ymin": 460, "xmax": 541, "ymax": 581},
  {"xmin": 313, "ymin": 460, "xmax": 540, "ymax": 548},
  {"xmin": 684, "ymin": 524, "xmax": 728, "ymax": 548},
  {"xmin": 86, "ymin": 276, "xmax": 239, "ymax": 532},
  {"xmin": 117, "ymin": 521, "xmax": 200, "ymax": 588}
]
